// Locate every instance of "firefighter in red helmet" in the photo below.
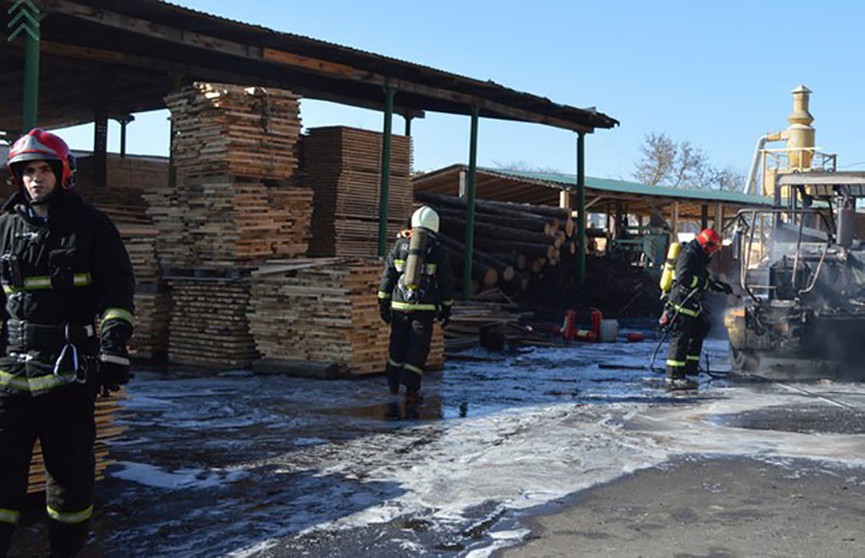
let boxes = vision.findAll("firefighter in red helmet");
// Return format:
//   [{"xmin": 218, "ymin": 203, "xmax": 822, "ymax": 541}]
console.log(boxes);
[
  {"xmin": 663, "ymin": 227, "xmax": 732, "ymax": 390},
  {"xmin": 0, "ymin": 129, "xmax": 135, "ymax": 557}
]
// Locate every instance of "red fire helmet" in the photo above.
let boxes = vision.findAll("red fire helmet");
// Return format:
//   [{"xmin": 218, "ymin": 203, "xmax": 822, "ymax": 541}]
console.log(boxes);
[{"xmin": 7, "ymin": 128, "xmax": 76, "ymax": 189}]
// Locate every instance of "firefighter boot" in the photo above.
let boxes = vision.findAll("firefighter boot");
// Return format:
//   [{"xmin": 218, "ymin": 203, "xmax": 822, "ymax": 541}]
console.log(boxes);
[
  {"xmin": 665, "ymin": 377, "xmax": 698, "ymax": 391},
  {"xmin": 385, "ymin": 362, "xmax": 402, "ymax": 395},
  {"xmin": 404, "ymin": 389, "xmax": 423, "ymax": 406},
  {"xmin": 685, "ymin": 358, "xmax": 699, "ymax": 376},
  {"xmin": 48, "ymin": 521, "xmax": 88, "ymax": 558}
]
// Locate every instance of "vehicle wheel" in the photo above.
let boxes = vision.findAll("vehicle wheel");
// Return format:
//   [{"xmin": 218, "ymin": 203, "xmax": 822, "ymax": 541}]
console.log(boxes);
[{"xmin": 729, "ymin": 343, "xmax": 758, "ymax": 373}]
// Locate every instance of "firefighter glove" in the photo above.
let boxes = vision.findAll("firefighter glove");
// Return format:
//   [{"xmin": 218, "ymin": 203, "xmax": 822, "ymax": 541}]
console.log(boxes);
[
  {"xmin": 378, "ymin": 299, "xmax": 392, "ymax": 324},
  {"xmin": 99, "ymin": 319, "xmax": 132, "ymax": 393},
  {"xmin": 439, "ymin": 304, "xmax": 452, "ymax": 328},
  {"xmin": 98, "ymin": 351, "xmax": 130, "ymax": 393},
  {"xmin": 712, "ymin": 280, "xmax": 733, "ymax": 295}
]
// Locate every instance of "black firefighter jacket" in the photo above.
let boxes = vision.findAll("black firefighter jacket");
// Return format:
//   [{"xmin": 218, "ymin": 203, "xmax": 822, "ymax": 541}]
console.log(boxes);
[
  {"xmin": 670, "ymin": 238, "xmax": 713, "ymax": 317},
  {"xmin": 0, "ymin": 189, "xmax": 135, "ymax": 396},
  {"xmin": 378, "ymin": 230, "xmax": 455, "ymax": 314}
]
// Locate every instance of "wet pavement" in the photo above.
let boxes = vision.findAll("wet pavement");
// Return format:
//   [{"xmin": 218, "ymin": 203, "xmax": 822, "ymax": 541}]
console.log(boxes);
[{"xmin": 8, "ymin": 322, "xmax": 865, "ymax": 557}]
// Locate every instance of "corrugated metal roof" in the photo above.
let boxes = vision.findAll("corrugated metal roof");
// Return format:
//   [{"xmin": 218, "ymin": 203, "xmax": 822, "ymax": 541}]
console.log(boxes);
[
  {"xmin": 483, "ymin": 168, "xmax": 771, "ymax": 205},
  {"xmin": 412, "ymin": 164, "xmax": 772, "ymax": 218},
  {"xmin": 0, "ymin": 1, "xmax": 618, "ymax": 133}
]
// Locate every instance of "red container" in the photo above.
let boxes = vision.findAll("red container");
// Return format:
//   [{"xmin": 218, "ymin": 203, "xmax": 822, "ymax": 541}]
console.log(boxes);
[
  {"xmin": 561, "ymin": 309, "xmax": 578, "ymax": 340},
  {"xmin": 590, "ymin": 309, "xmax": 603, "ymax": 342}
]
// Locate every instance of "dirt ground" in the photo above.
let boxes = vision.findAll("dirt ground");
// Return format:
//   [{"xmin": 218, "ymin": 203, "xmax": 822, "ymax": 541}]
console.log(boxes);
[{"xmin": 499, "ymin": 456, "xmax": 865, "ymax": 558}]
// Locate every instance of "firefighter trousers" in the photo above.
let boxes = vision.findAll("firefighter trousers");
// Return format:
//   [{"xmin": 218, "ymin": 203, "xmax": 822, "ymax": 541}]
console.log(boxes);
[
  {"xmin": 0, "ymin": 382, "xmax": 97, "ymax": 557},
  {"xmin": 386, "ymin": 311, "xmax": 435, "ymax": 392},
  {"xmin": 666, "ymin": 312, "xmax": 711, "ymax": 379}
]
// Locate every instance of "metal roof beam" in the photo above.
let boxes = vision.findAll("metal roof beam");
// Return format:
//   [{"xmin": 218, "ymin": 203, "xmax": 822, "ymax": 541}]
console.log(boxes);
[
  {"xmin": 41, "ymin": 0, "xmax": 594, "ymax": 132},
  {"xmin": 40, "ymin": 40, "xmax": 425, "ymax": 120}
]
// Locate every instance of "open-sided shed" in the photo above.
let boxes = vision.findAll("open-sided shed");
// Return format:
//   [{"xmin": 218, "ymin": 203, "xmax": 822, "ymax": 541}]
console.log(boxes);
[{"xmin": 414, "ymin": 164, "xmax": 770, "ymax": 232}]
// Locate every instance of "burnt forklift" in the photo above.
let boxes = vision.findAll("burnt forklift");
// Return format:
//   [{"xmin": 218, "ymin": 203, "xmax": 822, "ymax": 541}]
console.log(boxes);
[{"xmin": 725, "ymin": 170, "xmax": 865, "ymax": 379}]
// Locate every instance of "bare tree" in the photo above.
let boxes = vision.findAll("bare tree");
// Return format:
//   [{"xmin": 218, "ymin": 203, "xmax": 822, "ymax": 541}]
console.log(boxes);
[
  {"xmin": 492, "ymin": 159, "xmax": 562, "ymax": 174},
  {"xmin": 634, "ymin": 132, "xmax": 744, "ymax": 191},
  {"xmin": 709, "ymin": 166, "xmax": 747, "ymax": 192},
  {"xmin": 634, "ymin": 133, "xmax": 676, "ymax": 186}
]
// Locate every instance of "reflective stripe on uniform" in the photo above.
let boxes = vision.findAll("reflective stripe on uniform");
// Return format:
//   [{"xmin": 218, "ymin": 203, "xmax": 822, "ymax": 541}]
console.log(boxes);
[
  {"xmin": 686, "ymin": 355, "xmax": 700, "ymax": 362},
  {"xmin": 46, "ymin": 504, "xmax": 93, "ymax": 524},
  {"xmin": 2, "ymin": 272, "xmax": 92, "ymax": 294},
  {"xmin": 394, "ymin": 259, "xmax": 405, "ymax": 272},
  {"xmin": 0, "ymin": 370, "xmax": 76, "ymax": 394},
  {"xmin": 387, "ymin": 357, "xmax": 403, "ymax": 368},
  {"xmin": 666, "ymin": 359, "xmax": 686, "ymax": 368},
  {"xmin": 0, "ymin": 508, "xmax": 20, "ymax": 526},
  {"xmin": 101, "ymin": 307, "xmax": 134, "ymax": 327},
  {"xmin": 687, "ymin": 276, "xmax": 700, "ymax": 289},
  {"xmin": 378, "ymin": 291, "xmax": 391, "ymax": 300},
  {"xmin": 441, "ymin": 299, "xmax": 454, "ymax": 307},
  {"xmin": 391, "ymin": 301, "xmax": 437, "ymax": 312},
  {"xmin": 671, "ymin": 304, "xmax": 700, "ymax": 317},
  {"xmin": 424, "ymin": 263, "xmax": 437, "ymax": 274},
  {"xmin": 404, "ymin": 363, "xmax": 423, "ymax": 376}
]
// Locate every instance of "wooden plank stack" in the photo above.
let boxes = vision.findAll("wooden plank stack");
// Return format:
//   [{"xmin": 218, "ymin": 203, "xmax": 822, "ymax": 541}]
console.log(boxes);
[
  {"xmin": 167, "ymin": 274, "xmax": 260, "ymax": 369},
  {"xmin": 153, "ymin": 83, "xmax": 313, "ymax": 368},
  {"xmin": 247, "ymin": 258, "xmax": 443, "ymax": 375},
  {"xmin": 151, "ymin": 82, "xmax": 312, "ymax": 270},
  {"xmin": 117, "ymin": 224, "xmax": 170, "ymax": 360},
  {"xmin": 28, "ymin": 391, "xmax": 127, "ymax": 494},
  {"xmin": 303, "ymin": 126, "xmax": 413, "ymax": 257},
  {"xmin": 165, "ymin": 83, "xmax": 302, "ymax": 180},
  {"xmin": 75, "ymin": 157, "xmax": 173, "ymax": 361}
]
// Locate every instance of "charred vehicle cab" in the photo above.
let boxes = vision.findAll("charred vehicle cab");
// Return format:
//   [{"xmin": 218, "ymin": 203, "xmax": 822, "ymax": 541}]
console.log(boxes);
[{"xmin": 725, "ymin": 171, "xmax": 865, "ymax": 379}]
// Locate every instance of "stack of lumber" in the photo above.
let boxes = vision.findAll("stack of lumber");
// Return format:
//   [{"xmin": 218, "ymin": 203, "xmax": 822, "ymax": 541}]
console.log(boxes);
[
  {"xmin": 154, "ymin": 82, "xmax": 313, "ymax": 368},
  {"xmin": 74, "ymin": 175, "xmax": 172, "ymax": 361},
  {"xmin": 76, "ymin": 153, "xmax": 169, "ymax": 195},
  {"xmin": 442, "ymin": 290, "xmax": 534, "ymax": 352},
  {"xmin": 167, "ymin": 274, "xmax": 259, "ymax": 369},
  {"xmin": 182, "ymin": 175, "xmax": 314, "ymax": 267},
  {"xmin": 415, "ymin": 191, "xmax": 576, "ymax": 297},
  {"xmin": 165, "ymin": 82, "xmax": 301, "ymax": 180},
  {"xmin": 149, "ymin": 82, "xmax": 312, "ymax": 270},
  {"xmin": 303, "ymin": 126, "xmax": 413, "ymax": 257},
  {"xmin": 28, "ymin": 392, "xmax": 127, "ymax": 494},
  {"xmin": 247, "ymin": 258, "xmax": 443, "ymax": 377},
  {"xmin": 118, "ymin": 224, "xmax": 170, "ymax": 360}
]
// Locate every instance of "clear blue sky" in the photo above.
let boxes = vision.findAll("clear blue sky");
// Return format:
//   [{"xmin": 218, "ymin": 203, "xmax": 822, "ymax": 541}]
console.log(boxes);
[{"xmin": 57, "ymin": 0, "xmax": 865, "ymax": 183}]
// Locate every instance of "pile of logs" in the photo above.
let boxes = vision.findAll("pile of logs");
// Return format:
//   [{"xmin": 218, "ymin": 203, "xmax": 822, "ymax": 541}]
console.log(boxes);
[
  {"xmin": 303, "ymin": 126, "xmax": 413, "ymax": 257},
  {"xmin": 414, "ymin": 191, "xmax": 576, "ymax": 296},
  {"xmin": 247, "ymin": 258, "xmax": 443, "ymax": 377}
]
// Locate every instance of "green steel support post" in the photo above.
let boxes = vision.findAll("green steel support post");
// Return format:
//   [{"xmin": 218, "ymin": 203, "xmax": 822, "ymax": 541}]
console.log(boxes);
[
  {"xmin": 7, "ymin": 0, "xmax": 42, "ymax": 131},
  {"xmin": 22, "ymin": 30, "xmax": 39, "ymax": 131},
  {"xmin": 462, "ymin": 105, "xmax": 479, "ymax": 299},
  {"xmin": 378, "ymin": 86, "xmax": 395, "ymax": 257},
  {"xmin": 576, "ymin": 132, "xmax": 586, "ymax": 287}
]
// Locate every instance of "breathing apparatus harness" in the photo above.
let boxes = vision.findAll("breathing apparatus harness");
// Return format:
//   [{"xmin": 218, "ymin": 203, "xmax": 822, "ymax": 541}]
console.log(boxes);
[{"xmin": 397, "ymin": 226, "xmax": 431, "ymax": 304}]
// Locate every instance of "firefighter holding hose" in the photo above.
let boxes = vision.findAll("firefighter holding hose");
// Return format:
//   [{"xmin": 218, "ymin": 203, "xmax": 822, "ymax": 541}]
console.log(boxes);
[{"xmin": 662, "ymin": 228, "xmax": 732, "ymax": 390}]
